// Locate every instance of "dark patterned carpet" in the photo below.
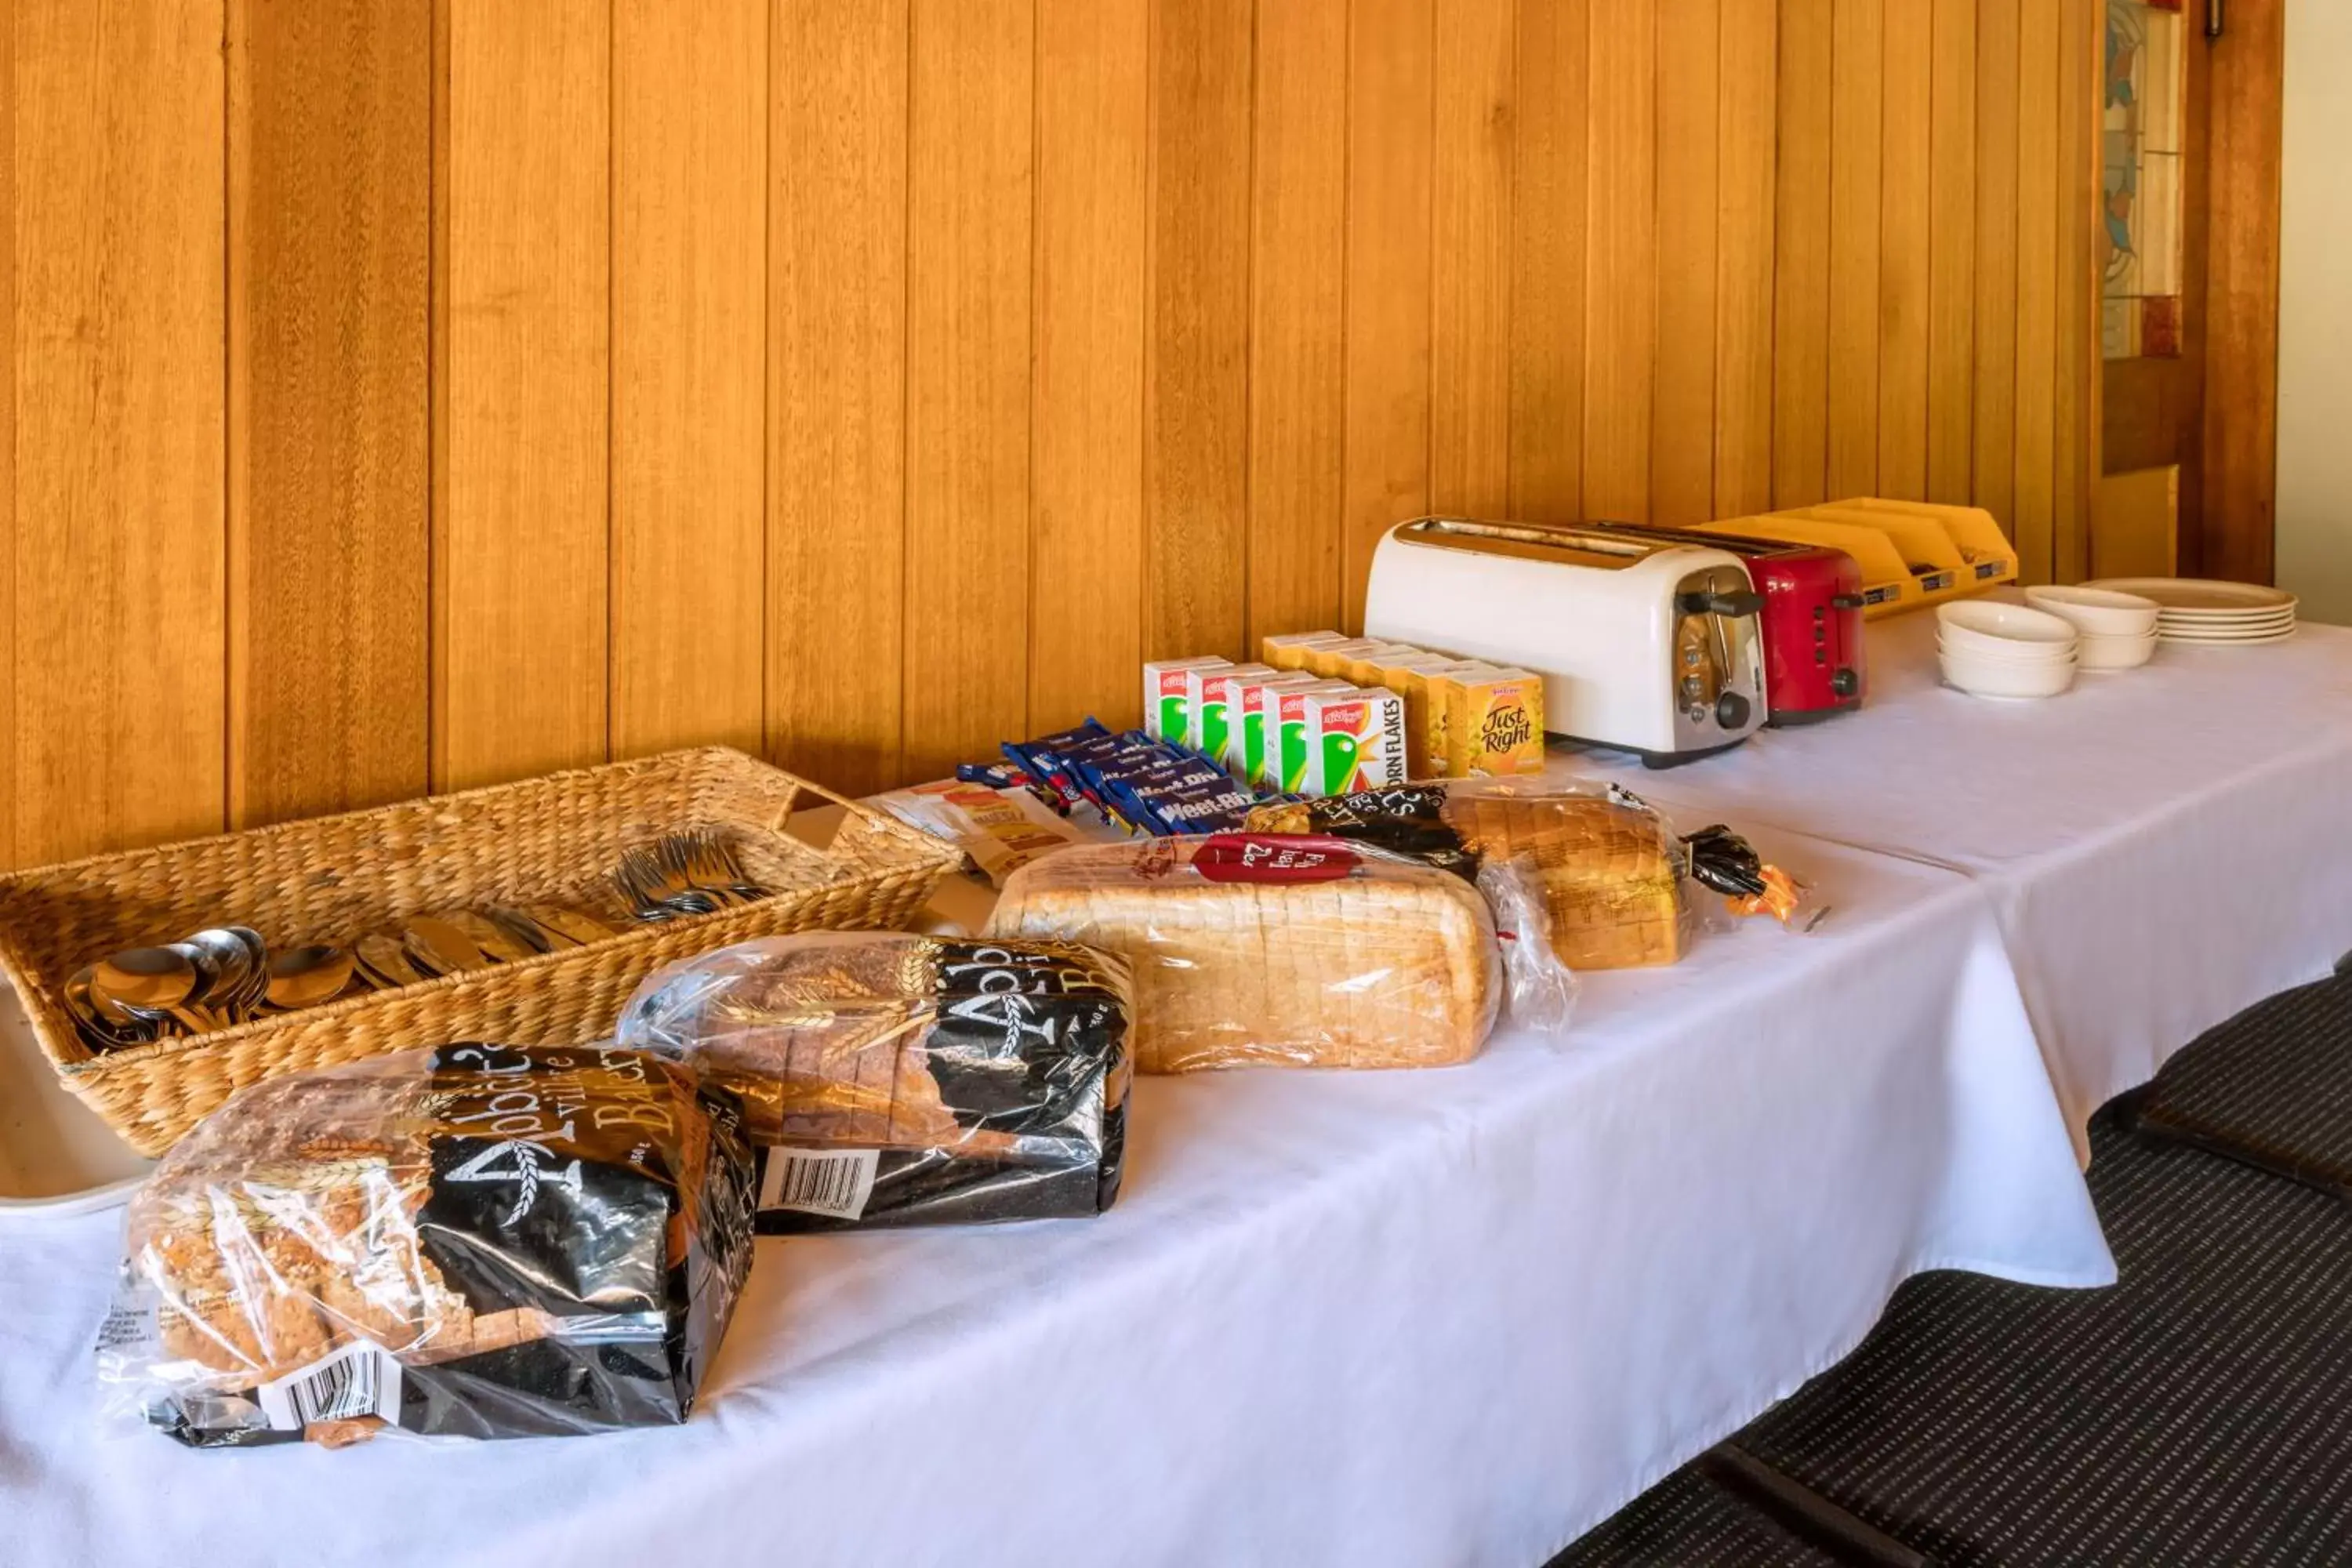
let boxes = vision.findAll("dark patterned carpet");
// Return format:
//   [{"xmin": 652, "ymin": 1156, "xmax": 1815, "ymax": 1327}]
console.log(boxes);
[{"xmin": 1552, "ymin": 971, "xmax": 2352, "ymax": 1567}]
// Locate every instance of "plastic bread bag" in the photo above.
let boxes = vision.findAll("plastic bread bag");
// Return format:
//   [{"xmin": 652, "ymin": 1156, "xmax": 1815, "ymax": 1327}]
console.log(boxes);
[
  {"xmin": 983, "ymin": 833, "xmax": 1537, "ymax": 1073},
  {"xmin": 1243, "ymin": 778, "xmax": 1819, "ymax": 971},
  {"xmin": 617, "ymin": 934, "xmax": 1133, "ymax": 1232},
  {"xmin": 95, "ymin": 1042, "xmax": 754, "ymax": 1450}
]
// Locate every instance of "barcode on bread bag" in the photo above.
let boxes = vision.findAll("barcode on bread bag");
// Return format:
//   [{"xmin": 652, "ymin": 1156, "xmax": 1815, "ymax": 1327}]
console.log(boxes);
[
  {"xmin": 758, "ymin": 1147, "xmax": 880, "ymax": 1221},
  {"xmin": 256, "ymin": 1339, "xmax": 403, "ymax": 1432}
]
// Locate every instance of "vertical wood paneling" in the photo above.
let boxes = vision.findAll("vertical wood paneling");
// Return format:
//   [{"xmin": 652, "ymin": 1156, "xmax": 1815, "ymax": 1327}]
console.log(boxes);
[
  {"xmin": 1247, "ymin": 0, "xmax": 1349, "ymax": 643},
  {"xmin": 1773, "ymin": 0, "xmax": 1833, "ymax": 509},
  {"xmin": 0, "ymin": 5, "xmax": 2129, "ymax": 843},
  {"xmin": 1343, "ymin": 0, "xmax": 1434, "ymax": 626},
  {"xmin": 1713, "ymin": 0, "xmax": 1775, "ymax": 519},
  {"xmin": 1145, "ymin": 0, "xmax": 1251, "ymax": 661},
  {"xmin": 2205, "ymin": 0, "xmax": 2285, "ymax": 586},
  {"xmin": 437, "ymin": 0, "xmax": 610, "ymax": 790},
  {"xmin": 1507, "ymin": 0, "xmax": 1588, "ymax": 522},
  {"xmin": 1925, "ymin": 0, "xmax": 1976, "ymax": 505},
  {"xmin": 1971, "ymin": 0, "xmax": 2018, "ymax": 528},
  {"xmin": 1653, "ymin": 0, "xmax": 1719, "ymax": 525},
  {"xmin": 612, "ymin": 0, "xmax": 766, "ymax": 760},
  {"xmin": 0, "ymin": 9, "xmax": 13, "ymax": 866},
  {"xmin": 768, "ymin": 0, "xmax": 906, "ymax": 796},
  {"xmin": 228, "ymin": 0, "xmax": 430, "ymax": 832},
  {"xmin": 902, "ymin": 0, "xmax": 1031, "ymax": 779},
  {"xmin": 1876, "ymin": 0, "xmax": 1930, "ymax": 499},
  {"xmin": 1431, "ymin": 0, "xmax": 1515, "ymax": 517},
  {"xmin": 1582, "ymin": 0, "xmax": 1655, "ymax": 522},
  {"xmin": 2009, "ymin": 0, "xmax": 2058, "ymax": 581},
  {"xmin": 2049, "ymin": 0, "xmax": 2090, "ymax": 585},
  {"xmin": 14, "ymin": 0, "xmax": 225, "ymax": 862},
  {"xmin": 1031, "ymin": 0, "xmax": 1148, "ymax": 731},
  {"xmin": 1825, "ymin": 0, "xmax": 1882, "ymax": 501}
]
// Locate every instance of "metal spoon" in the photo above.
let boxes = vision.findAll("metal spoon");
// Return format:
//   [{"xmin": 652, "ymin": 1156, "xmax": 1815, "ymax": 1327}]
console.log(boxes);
[
  {"xmin": 519, "ymin": 903, "xmax": 618, "ymax": 948},
  {"xmin": 446, "ymin": 909, "xmax": 536, "ymax": 964},
  {"xmin": 186, "ymin": 927, "xmax": 265, "ymax": 1024},
  {"xmin": 405, "ymin": 916, "xmax": 492, "ymax": 977},
  {"xmin": 355, "ymin": 931, "xmax": 430, "ymax": 989},
  {"xmin": 266, "ymin": 946, "xmax": 355, "ymax": 1011},
  {"xmin": 66, "ymin": 967, "xmax": 155, "ymax": 1051},
  {"xmin": 93, "ymin": 948, "xmax": 198, "ymax": 1012}
]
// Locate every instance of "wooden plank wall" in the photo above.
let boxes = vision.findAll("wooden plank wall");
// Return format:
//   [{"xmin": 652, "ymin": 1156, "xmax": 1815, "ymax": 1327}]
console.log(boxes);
[{"xmin": 0, "ymin": 0, "xmax": 2105, "ymax": 866}]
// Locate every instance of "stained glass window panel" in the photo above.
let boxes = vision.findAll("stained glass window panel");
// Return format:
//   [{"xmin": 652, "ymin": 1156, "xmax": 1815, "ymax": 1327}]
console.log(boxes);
[{"xmin": 2103, "ymin": 0, "xmax": 2187, "ymax": 360}]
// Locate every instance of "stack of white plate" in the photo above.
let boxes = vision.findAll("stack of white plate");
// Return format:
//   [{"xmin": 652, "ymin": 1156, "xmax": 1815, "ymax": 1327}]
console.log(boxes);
[
  {"xmin": 2024, "ymin": 584, "xmax": 2161, "ymax": 670},
  {"xmin": 1936, "ymin": 601, "xmax": 2079, "ymax": 699},
  {"xmin": 2082, "ymin": 578, "xmax": 2298, "ymax": 645}
]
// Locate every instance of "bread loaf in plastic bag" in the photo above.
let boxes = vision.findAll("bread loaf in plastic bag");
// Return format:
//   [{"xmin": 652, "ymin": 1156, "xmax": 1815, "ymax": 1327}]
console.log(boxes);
[
  {"xmin": 619, "ymin": 933, "xmax": 1133, "ymax": 1231},
  {"xmin": 984, "ymin": 833, "xmax": 1535, "ymax": 1073},
  {"xmin": 96, "ymin": 1042, "xmax": 754, "ymax": 1448}
]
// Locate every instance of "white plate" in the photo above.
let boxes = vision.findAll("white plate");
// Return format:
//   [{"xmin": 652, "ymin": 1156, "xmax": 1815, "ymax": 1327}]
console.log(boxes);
[
  {"xmin": 2159, "ymin": 627, "xmax": 2297, "ymax": 645},
  {"xmin": 2154, "ymin": 603, "xmax": 2297, "ymax": 620},
  {"xmin": 2085, "ymin": 577, "xmax": 2297, "ymax": 614},
  {"xmin": 2155, "ymin": 612, "xmax": 2297, "ymax": 630}
]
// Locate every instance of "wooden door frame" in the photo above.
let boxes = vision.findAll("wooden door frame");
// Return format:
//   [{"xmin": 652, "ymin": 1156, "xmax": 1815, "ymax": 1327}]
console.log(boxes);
[{"xmin": 2201, "ymin": 0, "xmax": 2285, "ymax": 583}]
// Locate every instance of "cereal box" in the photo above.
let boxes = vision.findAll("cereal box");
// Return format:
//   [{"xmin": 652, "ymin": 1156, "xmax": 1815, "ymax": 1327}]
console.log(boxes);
[
  {"xmin": 1193, "ymin": 662, "xmax": 1272, "ymax": 770},
  {"xmin": 1301, "ymin": 638, "xmax": 1388, "ymax": 681},
  {"xmin": 1444, "ymin": 666, "xmax": 1547, "ymax": 777},
  {"xmin": 1303, "ymin": 687, "xmax": 1408, "ymax": 796},
  {"xmin": 1370, "ymin": 652, "xmax": 1461, "ymax": 780},
  {"xmin": 1344, "ymin": 642, "xmax": 1421, "ymax": 687},
  {"xmin": 1408, "ymin": 661, "xmax": 1493, "ymax": 778},
  {"xmin": 1261, "ymin": 631, "xmax": 1348, "ymax": 672},
  {"xmin": 1142, "ymin": 657, "xmax": 1231, "ymax": 746},
  {"xmin": 1272, "ymin": 681, "xmax": 1357, "ymax": 793},
  {"xmin": 1234, "ymin": 671, "xmax": 1321, "ymax": 783}
]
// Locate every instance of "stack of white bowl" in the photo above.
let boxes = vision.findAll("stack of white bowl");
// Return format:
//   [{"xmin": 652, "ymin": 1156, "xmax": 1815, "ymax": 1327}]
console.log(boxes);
[
  {"xmin": 2023, "ymin": 585, "xmax": 2161, "ymax": 670},
  {"xmin": 1936, "ymin": 601, "xmax": 2081, "ymax": 699}
]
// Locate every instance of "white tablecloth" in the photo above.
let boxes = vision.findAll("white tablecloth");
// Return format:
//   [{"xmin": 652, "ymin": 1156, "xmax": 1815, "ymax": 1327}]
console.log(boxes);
[
  {"xmin": 0, "ymin": 826, "xmax": 2108, "ymax": 1567},
  {"xmin": 1568, "ymin": 607, "xmax": 2352, "ymax": 1144}
]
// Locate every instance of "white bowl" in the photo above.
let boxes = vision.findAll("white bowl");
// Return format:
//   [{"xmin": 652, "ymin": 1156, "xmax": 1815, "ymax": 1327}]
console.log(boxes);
[
  {"xmin": 1940, "ymin": 648, "xmax": 2078, "ymax": 699},
  {"xmin": 1937, "ymin": 600, "xmax": 2080, "ymax": 659},
  {"xmin": 2077, "ymin": 630, "xmax": 2158, "ymax": 672},
  {"xmin": 1937, "ymin": 633, "xmax": 2076, "ymax": 666},
  {"xmin": 2024, "ymin": 584, "xmax": 2162, "ymax": 637}
]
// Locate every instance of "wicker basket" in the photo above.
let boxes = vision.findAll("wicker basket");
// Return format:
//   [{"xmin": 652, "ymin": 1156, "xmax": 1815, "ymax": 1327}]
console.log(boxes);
[{"xmin": 0, "ymin": 746, "xmax": 959, "ymax": 1156}]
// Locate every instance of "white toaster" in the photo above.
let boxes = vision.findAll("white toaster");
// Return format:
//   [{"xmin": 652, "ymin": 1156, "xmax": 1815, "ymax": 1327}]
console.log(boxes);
[{"xmin": 1363, "ymin": 517, "xmax": 1768, "ymax": 764}]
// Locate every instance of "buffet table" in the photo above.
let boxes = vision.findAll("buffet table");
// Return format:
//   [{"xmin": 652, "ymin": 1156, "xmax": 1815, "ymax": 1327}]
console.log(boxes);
[
  {"xmin": 2, "ymin": 612, "xmax": 2343, "ymax": 1567},
  {"xmin": 0, "ymin": 824, "xmax": 2107, "ymax": 1566},
  {"xmin": 1565, "ymin": 603, "xmax": 2352, "ymax": 1147}
]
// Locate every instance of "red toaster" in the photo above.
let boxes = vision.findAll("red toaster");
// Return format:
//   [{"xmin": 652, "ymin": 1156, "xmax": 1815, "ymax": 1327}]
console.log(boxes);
[{"xmin": 1584, "ymin": 523, "xmax": 1867, "ymax": 724}]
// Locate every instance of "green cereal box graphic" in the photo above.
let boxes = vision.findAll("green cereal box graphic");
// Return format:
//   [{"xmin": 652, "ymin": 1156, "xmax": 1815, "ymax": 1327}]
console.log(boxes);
[
  {"xmin": 1194, "ymin": 664, "xmax": 1270, "ymax": 771},
  {"xmin": 1236, "ymin": 673, "xmax": 1315, "ymax": 782},
  {"xmin": 1140, "ymin": 657, "xmax": 1229, "ymax": 744},
  {"xmin": 1273, "ymin": 681, "xmax": 1351, "ymax": 792}
]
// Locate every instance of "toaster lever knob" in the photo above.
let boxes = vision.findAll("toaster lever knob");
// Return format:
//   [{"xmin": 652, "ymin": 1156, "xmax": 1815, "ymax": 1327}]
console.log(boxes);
[
  {"xmin": 1714, "ymin": 691, "xmax": 1751, "ymax": 730},
  {"xmin": 1831, "ymin": 593, "xmax": 1867, "ymax": 611},
  {"xmin": 1830, "ymin": 668, "xmax": 1860, "ymax": 699},
  {"xmin": 1679, "ymin": 589, "xmax": 1765, "ymax": 619}
]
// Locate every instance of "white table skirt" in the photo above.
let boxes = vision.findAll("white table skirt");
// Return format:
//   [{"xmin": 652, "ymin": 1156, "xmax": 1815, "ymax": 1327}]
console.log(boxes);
[
  {"xmin": 1573, "ymin": 606, "xmax": 2352, "ymax": 1142},
  {"xmin": 0, "ymin": 826, "xmax": 2108, "ymax": 1568}
]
